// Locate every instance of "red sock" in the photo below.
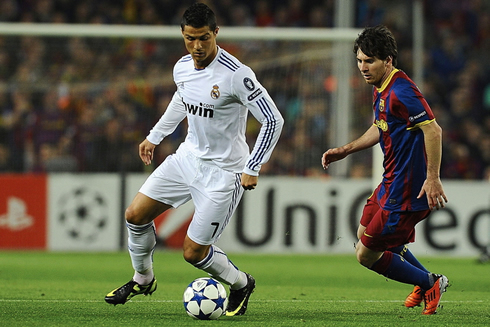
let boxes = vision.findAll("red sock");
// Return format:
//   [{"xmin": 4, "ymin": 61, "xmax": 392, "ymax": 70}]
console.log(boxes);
[{"xmin": 370, "ymin": 251, "xmax": 393, "ymax": 274}]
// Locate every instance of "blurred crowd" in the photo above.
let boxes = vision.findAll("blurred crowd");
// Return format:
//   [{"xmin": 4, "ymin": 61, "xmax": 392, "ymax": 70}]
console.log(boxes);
[{"xmin": 0, "ymin": 0, "xmax": 489, "ymax": 180}]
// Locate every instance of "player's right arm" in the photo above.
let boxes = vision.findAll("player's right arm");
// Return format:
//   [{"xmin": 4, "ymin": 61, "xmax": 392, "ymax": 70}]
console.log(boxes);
[
  {"xmin": 147, "ymin": 92, "xmax": 187, "ymax": 144},
  {"xmin": 322, "ymin": 124, "xmax": 379, "ymax": 169},
  {"xmin": 141, "ymin": 91, "xmax": 187, "ymax": 165},
  {"xmin": 139, "ymin": 138, "xmax": 157, "ymax": 165}
]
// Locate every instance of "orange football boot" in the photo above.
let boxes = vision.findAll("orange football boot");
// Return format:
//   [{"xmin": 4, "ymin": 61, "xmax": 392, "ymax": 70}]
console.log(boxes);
[
  {"xmin": 422, "ymin": 275, "xmax": 449, "ymax": 315},
  {"xmin": 404, "ymin": 285, "xmax": 424, "ymax": 308}
]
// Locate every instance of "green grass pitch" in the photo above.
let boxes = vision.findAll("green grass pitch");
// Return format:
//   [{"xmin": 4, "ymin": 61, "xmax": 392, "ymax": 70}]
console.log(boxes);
[{"xmin": 0, "ymin": 251, "xmax": 489, "ymax": 326}]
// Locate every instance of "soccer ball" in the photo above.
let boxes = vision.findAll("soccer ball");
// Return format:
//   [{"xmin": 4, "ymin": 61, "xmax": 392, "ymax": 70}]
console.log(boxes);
[{"xmin": 183, "ymin": 277, "xmax": 228, "ymax": 320}]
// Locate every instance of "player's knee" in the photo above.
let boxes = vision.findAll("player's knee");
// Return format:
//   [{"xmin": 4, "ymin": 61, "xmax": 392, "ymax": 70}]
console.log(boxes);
[
  {"xmin": 183, "ymin": 244, "xmax": 210, "ymax": 265},
  {"xmin": 356, "ymin": 252, "xmax": 374, "ymax": 268},
  {"xmin": 355, "ymin": 245, "xmax": 376, "ymax": 268},
  {"xmin": 183, "ymin": 249, "xmax": 201, "ymax": 265},
  {"xmin": 125, "ymin": 206, "xmax": 144, "ymax": 225}
]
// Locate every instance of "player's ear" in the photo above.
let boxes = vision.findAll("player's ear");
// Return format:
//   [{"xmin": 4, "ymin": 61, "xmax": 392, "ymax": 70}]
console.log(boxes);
[{"xmin": 214, "ymin": 26, "xmax": 219, "ymax": 36}]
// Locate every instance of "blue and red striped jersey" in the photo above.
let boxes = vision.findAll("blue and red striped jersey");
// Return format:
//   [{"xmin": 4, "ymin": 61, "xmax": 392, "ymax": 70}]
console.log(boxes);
[{"xmin": 372, "ymin": 69, "xmax": 435, "ymax": 211}]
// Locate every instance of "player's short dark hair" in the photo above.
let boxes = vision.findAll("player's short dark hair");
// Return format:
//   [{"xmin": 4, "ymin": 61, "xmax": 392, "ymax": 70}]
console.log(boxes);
[
  {"xmin": 353, "ymin": 25, "xmax": 398, "ymax": 66},
  {"xmin": 181, "ymin": 3, "xmax": 217, "ymax": 31}
]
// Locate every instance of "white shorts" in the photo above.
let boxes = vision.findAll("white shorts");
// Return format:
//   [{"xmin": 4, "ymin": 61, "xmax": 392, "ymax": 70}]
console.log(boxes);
[{"xmin": 139, "ymin": 144, "xmax": 244, "ymax": 245}]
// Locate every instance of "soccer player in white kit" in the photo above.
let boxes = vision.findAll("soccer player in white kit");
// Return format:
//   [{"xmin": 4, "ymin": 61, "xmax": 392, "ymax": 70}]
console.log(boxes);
[{"xmin": 105, "ymin": 3, "xmax": 284, "ymax": 317}]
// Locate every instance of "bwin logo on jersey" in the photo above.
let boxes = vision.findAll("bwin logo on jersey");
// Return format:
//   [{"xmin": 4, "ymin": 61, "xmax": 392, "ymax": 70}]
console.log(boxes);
[
  {"xmin": 211, "ymin": 85, "xmax": 220, "ymax": 99},
  {"xmin": 182, "ymin": 100, "xmax": 214, "ymax": 118}
]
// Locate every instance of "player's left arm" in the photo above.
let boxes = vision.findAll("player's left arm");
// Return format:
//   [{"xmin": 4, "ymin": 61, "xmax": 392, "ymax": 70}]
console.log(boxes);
[
  {"xmin": 393, "ymin": 81, "xmax": 448, "ymax": 209},
  {"xmin": 417, "ymin": 120, "xmax": 448, "ymax": 210},
  {"xmin": 232, "ymin": 66, "xmax": 284, "ymax": 189}
]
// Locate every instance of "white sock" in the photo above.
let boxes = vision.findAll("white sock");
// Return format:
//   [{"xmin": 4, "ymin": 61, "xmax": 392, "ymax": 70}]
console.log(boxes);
[
  {"xmin": 231, "ymin": 271, "xmax": 247, "ymax": 290},
  {"xmin": 127, "ymin": 222, "xmax": 156, "ymax": 285},
  {"xmin": 194, "ymin": 245, "xmax": 247, "ymax": 289},
  {"xmin": 133, "ymin": 269, "xmax": 154, "ymax": 286}
]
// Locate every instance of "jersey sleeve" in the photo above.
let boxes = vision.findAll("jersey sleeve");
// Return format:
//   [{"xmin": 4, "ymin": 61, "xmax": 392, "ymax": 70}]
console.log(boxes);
[
  {"xmin": 231, "ymin": 66, "xmax": 284, "ymax": 176},
  {"xmin": 146, "ymin": 91, "xmax": 187, "ymax": 145},
  {"xmin": 391, "ymin": 80, "xmax": 435, "ymax": 129}
]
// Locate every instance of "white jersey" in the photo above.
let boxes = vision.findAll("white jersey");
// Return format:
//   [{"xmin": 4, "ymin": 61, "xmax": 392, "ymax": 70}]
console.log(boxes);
[{"xmin": 147, "ymin": 47, "xmax": 284, "ymax": 175}]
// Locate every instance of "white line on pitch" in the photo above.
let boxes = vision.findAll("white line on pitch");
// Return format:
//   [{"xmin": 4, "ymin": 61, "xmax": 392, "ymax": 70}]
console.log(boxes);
[{"xmin": 0, "ymin": 299, "xmax": 484, "ymax": 303}]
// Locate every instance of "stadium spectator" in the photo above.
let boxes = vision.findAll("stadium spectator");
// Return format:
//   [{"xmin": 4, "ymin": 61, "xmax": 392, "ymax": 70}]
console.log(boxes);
[
  {"xmin": 90, "ymin": 118, "xmax": 124, "ymax": 172},
  {"xmin": 254, "ymin": 0, "xmax": 274, "ymax": 27},
  {"xmin": 0, "ymin": 0, "xmax": 19, "ymax": 22},
  {"xmin": 73, "ymin": 101, "xmax": 102, "ymax": 171},
  {"xmin": 34, "ymin": 141, "xmax": 78, "ymax": 172},
  {"xmin": 356, "ymin": 0, "xmax": 385, "ymax": 27},
  {"xmin": 228, "ymin": 4, "xmax": 254, "ymax": 26},
  {"xmin": 0, "ymin": 91, "xmax": 36, "ymax": 172},
  {"xmin": 0, "ymin": 144, "xmax": 13, "ymax": 171},
  {"xmin": 443, "ymin": 142, "xmax": 483, "ymax": 180}
]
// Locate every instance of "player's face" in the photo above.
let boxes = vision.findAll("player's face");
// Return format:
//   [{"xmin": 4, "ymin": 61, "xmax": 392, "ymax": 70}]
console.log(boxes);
[
  {"xmin": 356, "ymin": 49, "xmax": 392, "ymax": 88},
  {"xmin": 182, "ymin": 25, "xmax": 219, "ymax": 69}
]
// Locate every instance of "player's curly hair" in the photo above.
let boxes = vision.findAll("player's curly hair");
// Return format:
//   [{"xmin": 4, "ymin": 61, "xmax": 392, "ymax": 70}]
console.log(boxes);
[
  {"xmin": 353, "ymin": 25, "xmax": 398, "ymax": 66},
  {"xmin": 181, "ymin": 3, "xmax": 217, "ymax": 31}
]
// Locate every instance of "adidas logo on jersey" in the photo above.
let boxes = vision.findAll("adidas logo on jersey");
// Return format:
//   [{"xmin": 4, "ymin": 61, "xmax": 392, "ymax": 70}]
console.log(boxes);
[{"xmin": 182, "ymin": 100, "xmax": 215, "ymax": 118}]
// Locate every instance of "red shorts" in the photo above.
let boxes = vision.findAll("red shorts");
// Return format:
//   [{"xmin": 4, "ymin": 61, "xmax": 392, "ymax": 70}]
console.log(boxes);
[{"xmin": 360, "ymin": 187, "xmax": 430, "ymax": 252}]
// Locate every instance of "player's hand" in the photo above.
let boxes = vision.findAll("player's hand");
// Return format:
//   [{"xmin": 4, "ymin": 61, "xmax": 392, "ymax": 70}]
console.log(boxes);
[
  {"xmin": 417, "ymin": 177, "xmax": 448, "ymax": 210},
  {"xmin": 321, "ymin": 147, "xmax": 347, "ymax": 169},
  {"xmin": 241, "ymin": 173, "xmax": 258, "ymax": 190},
  {"xmin": 139, "ymin": 138, "xmax": 156, "ymax": 165}
]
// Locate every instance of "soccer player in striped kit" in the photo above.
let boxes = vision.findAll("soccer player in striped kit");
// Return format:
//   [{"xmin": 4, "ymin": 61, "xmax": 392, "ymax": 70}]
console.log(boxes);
[
  {"xmin": 105, "ymin": 3, "xmax": 283, "ymax": 317},
  {"xmin": 322, "ymin": 25, "xmax": 449, "ymax": 315}
]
